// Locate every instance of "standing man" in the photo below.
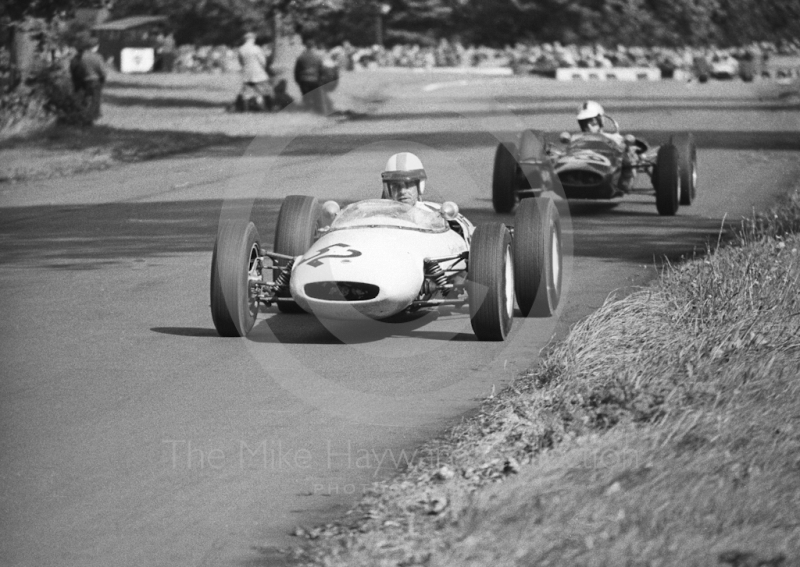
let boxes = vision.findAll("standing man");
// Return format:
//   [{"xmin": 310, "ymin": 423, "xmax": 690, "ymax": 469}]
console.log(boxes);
[
  {"xmin": 294, "ymin": 37, "xmax": 329, "ymax": 114},
  {"xmin": 157, "ymin": 32, "xmax": 176, "ymax": 72},
  {"xmin": 69, "ymin": 32, "xmax": 107, "ymax": 124},
  {"xmin": 237, "ymin": 32, "xmax": 272, "ymax": 111}
]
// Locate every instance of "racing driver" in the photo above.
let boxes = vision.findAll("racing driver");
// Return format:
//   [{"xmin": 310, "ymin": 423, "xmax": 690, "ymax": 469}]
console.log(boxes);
[
  {"xmin": 577, "ymin": 100, "xmax": 606, "ymax": 133},
  {"xmin": 381, "ymin": 152, "xmax": 428, "ymax": 206},
  {"xmin": 575, "ymin": 100, "xmax": 637, "ymax": 192},
  {"xmin": 380, "ymin": 152, "xmax": 471, "ymax": 238}
]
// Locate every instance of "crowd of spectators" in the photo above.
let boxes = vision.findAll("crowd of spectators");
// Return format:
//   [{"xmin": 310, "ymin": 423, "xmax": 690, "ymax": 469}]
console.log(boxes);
[{"xmin": 158, "ymin": 38, "xmax": 800, "ymax": 79}]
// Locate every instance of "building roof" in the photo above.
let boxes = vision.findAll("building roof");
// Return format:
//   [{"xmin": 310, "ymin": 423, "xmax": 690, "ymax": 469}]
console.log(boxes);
[
  {"xmin": 93, "ymin": 16, "xmax": 168, "ymax": 31},
  {"xmin": 75, "ymin": 8, "xmax": 111, "ymax": 27}
]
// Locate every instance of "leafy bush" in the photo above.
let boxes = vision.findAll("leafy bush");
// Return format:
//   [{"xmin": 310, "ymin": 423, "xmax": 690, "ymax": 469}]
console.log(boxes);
[
  {"xmin": 1, "ymin": 54, "xmax": 94, "ymax": 134},
  {"xmin": 34, "ymin": 61, "xmax": 94, "ymax": 125}
]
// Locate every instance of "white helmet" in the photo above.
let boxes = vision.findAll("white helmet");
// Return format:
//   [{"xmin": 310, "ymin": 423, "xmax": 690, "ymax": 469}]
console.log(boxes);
[
  {"xmin": 577, "ymin": 100, "xmax": 604, "ymax": 132},
  {"xmin": 381, "ymin": 152, "xmax": 427, "ymax": 198}
]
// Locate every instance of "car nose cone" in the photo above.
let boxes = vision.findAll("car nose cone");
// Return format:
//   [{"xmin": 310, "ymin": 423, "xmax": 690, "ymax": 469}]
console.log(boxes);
[{"xmin": 290, "ymin": 231, "xmax": 424, "ymax": 320}]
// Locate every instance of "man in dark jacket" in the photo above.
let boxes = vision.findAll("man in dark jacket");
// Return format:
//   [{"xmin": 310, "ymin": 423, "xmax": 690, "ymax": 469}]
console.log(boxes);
[
  {"xmin": 70, "ymin": 33, "xmax": 107, "ymax": 123},
  {"xmin": 294, "ymin": 38, "xmax": 329, "ymax": 114}
]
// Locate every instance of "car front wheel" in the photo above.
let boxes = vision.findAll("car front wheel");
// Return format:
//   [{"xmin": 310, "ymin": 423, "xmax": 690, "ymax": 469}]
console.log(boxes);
[
  {"xmin": 513, "ymin": 197, "xmax": 562, "ymax": 317},
  {"xmin": 468, "ymin": 223, "xmax": 514, "ymax": 341},
  {"xmin": 210, "ymin": 220, "xmax": 262, "ymax": 337},
  {"xmin": 671, "ymin": 133, "xmax": 697, "ymax": 206},
  {"xmin": 654, "ymin": 144, "xmax": 681, "ymax": 216}
]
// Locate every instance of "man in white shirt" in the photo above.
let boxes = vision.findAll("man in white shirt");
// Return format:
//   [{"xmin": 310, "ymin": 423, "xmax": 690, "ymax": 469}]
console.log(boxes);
[{"xmin": 237, "ymin": 32, "xmax": 272, "ymax": 111}]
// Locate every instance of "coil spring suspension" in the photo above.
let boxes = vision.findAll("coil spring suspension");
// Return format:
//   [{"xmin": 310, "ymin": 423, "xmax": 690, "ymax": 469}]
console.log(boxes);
[
  {"xmin": 424, "ymin": 258, "xmax": 449, "ymax": 296},
  {"xmin": 273, "ymin": 258, "xmax": 294, "ymax": 290}
]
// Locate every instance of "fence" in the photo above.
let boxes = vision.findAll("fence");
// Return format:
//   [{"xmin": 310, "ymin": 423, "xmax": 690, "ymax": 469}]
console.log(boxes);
[{"xmin": 555, "ymin": 67, "xmax": 661, "ymax": 81}]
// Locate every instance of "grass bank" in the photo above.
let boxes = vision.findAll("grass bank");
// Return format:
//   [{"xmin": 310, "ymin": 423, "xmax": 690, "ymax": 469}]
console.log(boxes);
[
  {"xmin": 0, "ymin": 70, "xmax": 391, "ymax": 183},
  {"xmin": 0, "ymin": 124, "xmax": 243, "ymax": 182},
  {"xmin": 288, "ymin": 187, "xmax": 800, "ymax": 566}
]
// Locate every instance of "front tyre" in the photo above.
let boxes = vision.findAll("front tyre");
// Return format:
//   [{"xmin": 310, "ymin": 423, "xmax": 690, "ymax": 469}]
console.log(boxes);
[
  {"xmin": 468, "ymin": 223, "xmax": 514, "ymax": 341},
  {"xmin": 513, "ymin": 198, "xmax": 562, "ymax": 317},
  {"xmin": 492, "ymin": 142, "xmax": 519, "ymax": 214},
  {"xmin": 274, "ymin": 195, "xmax": 321, "ymax": 313},
  {"xmin": 654, "ymin": 145, "xmax": 681, "ymax": 216},
  {"xmin": 670, "ymin": 133, "xmax": 697, "ymax": 206},
  {"xmin": 210, "ymin": 220, "xmax": 262, "ymax": 337}
]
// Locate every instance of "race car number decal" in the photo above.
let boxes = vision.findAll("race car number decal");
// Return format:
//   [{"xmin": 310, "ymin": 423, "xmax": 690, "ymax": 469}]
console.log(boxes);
[
  {"xmin": 299, "ymin": 243, "xmax": 362, "ymax": 267},
  {"xmin": 567, "ymin": 150, "xmax": 611, "ymax": 165}
]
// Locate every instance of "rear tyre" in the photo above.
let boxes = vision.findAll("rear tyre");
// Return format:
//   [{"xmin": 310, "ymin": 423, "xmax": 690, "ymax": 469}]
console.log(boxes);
[
  {"xmin": 210, "ymin": 220, "xmax": 262, "ymax": 337},
  {"xmin": 492, "ymin": 142, "xmax": 518, "ymax": 214},
  {"xmin": 274, "ymin": 195, "xmax": 321, "ymax": 313},
  {"xmin": 513, "ymin": 198, "xmax": 562, "ymax": 317},
  {"xmin": 468, "ymin": 223, "xmax": 514, "ymax": 341},
  {"xmin": 654, "ymin": 145, "xmax": 681, "ymax": 216},
  {"xmin": 670, "ymin": 133, "xmax": 697, "ymax": 206}
]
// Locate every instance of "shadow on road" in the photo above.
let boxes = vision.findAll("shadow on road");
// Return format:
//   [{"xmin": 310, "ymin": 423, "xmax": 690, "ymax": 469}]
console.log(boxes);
[
  {"xmin": 247, "ymin": 129, "xmax": 800, "ymax": 156},
  {"xmin": 0, "ymin": 196, "xmax": 735, "ymax": 273},
  {"xmin": 353, "ymin": 106, "xmax": 800, "ymax": 128},
  {"xmin": 0, "ymin": 124, "xmax": 250, "ymax": 162},
  {"xmin": 247, "ymin": 309, "xmax": 477, "ymax": 345},
  {"xmin": 4, "ymin": 123, "xmax": 794, "ymax": 169},
  {"xmin": 104, "ymin": 94, "xmax": 226, "ymax": 109},
  {"xmin": 151, "ymin": 327, "xmax": 220, "ymax": 337},
  {"xmin": 105, "ymin": 79, "xmax": 227, "ymax": 91}
]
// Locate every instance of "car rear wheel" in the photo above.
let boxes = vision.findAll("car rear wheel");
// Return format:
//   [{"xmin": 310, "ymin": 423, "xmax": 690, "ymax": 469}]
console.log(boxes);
[
  {"xmin": 468, "ymin": 223, "xmax": 514, "ymax": 341},
  {"xmin": 274, "ymin": 195, "xmax": 321, "ymax": 313},
  {"xmin": 492, "ymin": 142, "xmax": 518, "ymax": 214},
  {"xmin": 654, "ymin": 145, "xmax": 681, "ymax": 216},
  {"xmin": 671, "ymin": 133, "xmax": 697, "ymax": 206},
  {"xmin": 210, "ymin": 220, "xmax": 262, "ymax": 337},
  {"xmin": 513, "ymin": 198, "xmax": 562, "ymax": 317}
]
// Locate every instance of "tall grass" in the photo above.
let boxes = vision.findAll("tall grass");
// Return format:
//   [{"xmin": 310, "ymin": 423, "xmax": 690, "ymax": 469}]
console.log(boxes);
[{"xmin": 291, "ymin": 187, "xmax": 800, "ymax": 566}]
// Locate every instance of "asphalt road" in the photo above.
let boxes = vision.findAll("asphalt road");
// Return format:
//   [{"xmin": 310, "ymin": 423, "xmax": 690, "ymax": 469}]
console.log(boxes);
[{"xmin": 1, "ymin": 75, "xmax": 798, "ymax": 567}]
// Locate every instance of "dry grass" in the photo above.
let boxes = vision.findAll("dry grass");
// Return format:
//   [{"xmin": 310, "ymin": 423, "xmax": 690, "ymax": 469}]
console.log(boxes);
[
  {"xmin": 288, "ymin": 188, "xmax": 800, "ymax": 566},
  {"xmin": 0, "ymin": 124, "xmax": 242, "ymax": 182},
  {"xmin": 0, "ymin": 70, "xmax": 391, "ymax": 183}
]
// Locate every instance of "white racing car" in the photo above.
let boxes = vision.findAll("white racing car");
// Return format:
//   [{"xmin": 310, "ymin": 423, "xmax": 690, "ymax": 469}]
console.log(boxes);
[{"xmin": 210, "ymin": 195, "xmax": 562, "ymax": 341}]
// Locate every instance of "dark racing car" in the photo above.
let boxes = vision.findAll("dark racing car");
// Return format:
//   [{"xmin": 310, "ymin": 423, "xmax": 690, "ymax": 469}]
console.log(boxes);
[{"xmin": 491, "ymin": 107, "xmax": 697, "ymax": 216}]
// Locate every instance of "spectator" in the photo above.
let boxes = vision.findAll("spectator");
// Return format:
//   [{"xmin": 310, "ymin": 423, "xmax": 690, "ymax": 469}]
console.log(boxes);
[
  {"xmin": 294, "ymin": 37, "xmax": 330, "ymax": 114},
  {"xmin": 69, "ymin": 32, "xmax": 106, "ymax": 124},
  {"xmin": 237, "ymin": 32, "xmax": 272, "ymax": 111},
  {"xmin": 159, "ymin": 33, "xmax": 176, "ymax": 72}
]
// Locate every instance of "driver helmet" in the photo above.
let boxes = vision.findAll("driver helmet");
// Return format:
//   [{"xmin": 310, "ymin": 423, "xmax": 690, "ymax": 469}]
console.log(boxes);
[
  {"xmin": 577, "ymin": 100, "xmax": 604, "ymax": 132},
  {"xmin": 381, "ymin": 152, "xmax": 427, "ymax": 199}
]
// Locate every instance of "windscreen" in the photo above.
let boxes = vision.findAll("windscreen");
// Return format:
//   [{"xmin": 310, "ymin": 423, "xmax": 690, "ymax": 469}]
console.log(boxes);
[
  {"xmin": 569, "ymin": 135, "xmax": 618, "ymax": 153},
  {"xmin": 330, "ymin": 200, "xmax": 448, "ymax": 232}
]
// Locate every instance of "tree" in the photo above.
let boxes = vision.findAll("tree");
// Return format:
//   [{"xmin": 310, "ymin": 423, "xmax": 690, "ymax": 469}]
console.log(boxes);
[
  {"xmin": 715, "ymin": 0, "xmax": 800, "ymax": 45},
  {"xmin": 2, "ymin": 0, "xmax": 80, "ymax": 79},
  {"xmin": 110, "ymin": 0, "xmax": 269, "ymax": 46},
  {"xmin": 1, "ymin": 0, "xmax": 77, "ymax": 23}
]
